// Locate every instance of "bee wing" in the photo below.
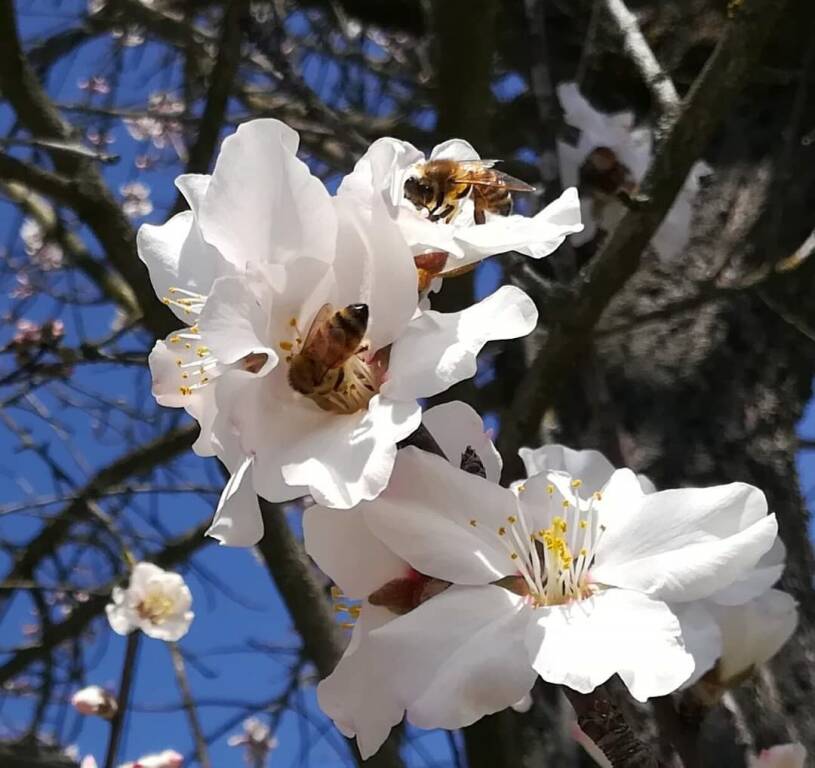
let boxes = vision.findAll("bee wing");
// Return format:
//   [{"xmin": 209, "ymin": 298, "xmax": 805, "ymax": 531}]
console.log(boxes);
[
  {"xmin": 462, "ymin": 169, "xmax": 537, "ymax": 192},
  {"xmin": 302, "ymin": 304, "xmax": 334, "ymax": 349},
  {"xmin": 453, "ymin": 159, "xmax": 501, "ymax": 172}
]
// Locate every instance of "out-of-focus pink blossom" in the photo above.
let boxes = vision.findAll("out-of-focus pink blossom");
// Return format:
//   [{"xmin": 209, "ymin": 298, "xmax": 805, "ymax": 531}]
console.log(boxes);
[
  {"xmin": 71, "ymin": 685, "xmax": 118, "ymax": 719},
  {"xmin": 78, "ymin": 75, "xmax": 110, "ymax": 95},
  {"xmin": 121, "ymin": 182, "xmax": 153, "ymax": 219},
  {"xmin": 10, "ymin": 273, "xmax": 33, "ymax": 299},
  {"xmin": 20, "ymin": 218, "xmax": 64, "ymax": 270},
  {"xmin": 124, "ymin": 92, "xmax": 186, "ymax": 159},
  {"xmin": 81, "ymin": 757, "xmax": 99, "ymax": 768},
  {"xmin": 87, "ymin": 128, "xmax": 115, "ymax": 148},
  {"xmin": 228, "ymin": 717, "xmax": 278, "ymax": 767},
  {"xmin": 12, "ymin": 319, "xmax": 65, "ymax": 348}
]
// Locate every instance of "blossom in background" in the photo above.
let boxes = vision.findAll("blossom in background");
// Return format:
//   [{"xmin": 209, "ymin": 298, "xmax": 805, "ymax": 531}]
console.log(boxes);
[
  {"xmin": 78, "ymin": 75, "xmax": 110, "ymax": 95},
  {"xmin": 121, "ymin": 182, "xmax": 153, "ymax": 219},
  {"xmin": 556, "ymin": 82, "xmax": 710, "ymax": 262},
  {"xmin": 748, "ymin": 744, "xmax": 806, "ymax": 768},
  {"xmin": 523, "ymin": 444, "xmax": 798, "ymax": 697},
  {"xmin": 20, "ymin": 217, "xmax": 64, "ymax": 270},
  {"xmin": 80, "ymin": 757, "xmax": 98, "ymax": 768},
  {"xmin": 124, "ymin": 92, "xmax": 186, "ymax": 159},
  {"xmin": 71, "ymin": 685, "xmax": 118, "ymax": 719},
  {"xmin": 140, "ymin": 119, "xmax": 537, "ymax": 542},
  {"xmin": 119, "ymin": 749, "xmax": 183, "ymax": 768},
  {"xmin": 106, "ymin": 562, "xmax": 193, "ymax": 641},
  {"xmin": 228, "ymin": 717, "xmax": 278, "ymax": 767},
  {"xmin": 339, "ymin": 137, "xmax": 582, "ymax": 288},
  {"xmin": 304, "ymin": 414, "xmax": 778, "ymax": 758}
]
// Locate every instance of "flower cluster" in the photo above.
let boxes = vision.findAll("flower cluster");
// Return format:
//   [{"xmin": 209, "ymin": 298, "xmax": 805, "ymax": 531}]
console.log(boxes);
[{"xmin": 140, "ymin": 118, "xmax": 797, "ymax": 761}]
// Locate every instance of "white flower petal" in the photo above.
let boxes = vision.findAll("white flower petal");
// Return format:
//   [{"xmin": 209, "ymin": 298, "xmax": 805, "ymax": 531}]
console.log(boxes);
[
  {"xmin": 422, "ymin": 401, "xmax": 502, "ymax": 483},
  {"xmin": 592, "ymin": 482, "xmax": 777, "ymax": 601},
  {"xmin": 748, "ymin": 743, "xmax": 807, "ymax": 768},
  {"xmin": 429, "ymin": 139, "xmax": 480, "ymax": 162},
  {"xmin": 280, "ymin": 395, "xmax": 422, "ymax": 509},
  {"xmin": 318, "ymin": 603, "xmax": 404, "ymax": 758},
  {"xmin": 105, "ymin": 602, "xmax": 136, "ymax": 636},
  {"xmin": 673, "ymin": 601, "xmax": 723, "ymax": 687},
  {"xmin": 198, "ymin": 119, "xmax": 336, "ymax": 269},
  {"xmin": 207, "ymin": 456, "xmax": 264, "ymax": 547},
  {"xmin": 519, "ymin": 445, "xmax": 616, "ymax": 495},
  {"xmin": 137, "ymin": 211, "xmax": 226, "ymax": 321},
  {"xmin": 384, "ymin": 286, "xmax": 537, "ymax": 401},
  {"xmin": 452, "ymin": 187, "xmax": 583, "ymax": 263},
  {"xmin": 175, "ymin": 173, "xmax": 210, "ymax": 215},
  {"xmin": 361, "ymin": 447, "xmax": 517, "ymax": 583},
  {"xmin": 713, "ymin": 589, "xmax": 798, "ymax": 683},
  {"xmin": 405, "ymin": 587, "xmax": 536, "ymax": 731},
  {"xmin": 711, "ymin": 538, "xmax": 786, "ymax": 606},
  {"xmin": 333, "ymin": 192, "xmax": 418, "ymax": 352},
  {"xmin": 303, "ymin": 505, "xmax": 408, "ymax": 599},
  {"xmin": 527, "ymin": 589, "xmax": 694, "ymax": 701},
  {"xmin": 197, "ymin": 275, "xmax": 278, "ymax": 367}
]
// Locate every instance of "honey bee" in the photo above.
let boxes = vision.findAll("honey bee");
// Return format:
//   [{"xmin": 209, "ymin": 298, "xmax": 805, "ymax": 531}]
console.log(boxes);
[
  {"xmin": 404, "ymin": 159, "xmax": 535, "ymax": 225},
  {"xmin": 288, "ymin": 303, "xmax": 369, "ymax": 398}
]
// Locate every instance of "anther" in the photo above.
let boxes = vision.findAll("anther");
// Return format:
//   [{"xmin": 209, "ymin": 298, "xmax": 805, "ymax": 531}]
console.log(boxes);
[
  {"xmin": 570, "ymin": 478, "xmax": 582, "ymax": 489},
  {"xmin": 469, "ymin": 519, "xmax": 477, "ymax": 527},
  {"xmin": 507, "ymin": 515, "xmax": 517, "ymax": 524}
]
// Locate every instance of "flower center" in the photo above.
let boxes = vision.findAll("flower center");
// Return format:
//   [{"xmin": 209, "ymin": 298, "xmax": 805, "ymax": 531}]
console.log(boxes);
[
  {"xmin": 137, "ymin": 588, "xmax": 176, "ymax": 625},
  {"xmin": 473, "ymin": 478, "xmax": 606, "ymax": 607},
  {"xmin": 280, "ymin": 314, "xmax": 387, "ymax": 416}
]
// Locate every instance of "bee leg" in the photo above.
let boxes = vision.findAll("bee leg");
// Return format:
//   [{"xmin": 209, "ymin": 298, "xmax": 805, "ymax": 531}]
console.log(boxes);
[
  {"xmin": 473, "ymin": 201, "xmax": 486, "ymax": 225},
  {"xmin": 332, "ymin": 367, "xmax": 346, "ymax": 392},
  {"xmin": 436, "ymin": 204, "xmax": 456, "ymax": 223}
]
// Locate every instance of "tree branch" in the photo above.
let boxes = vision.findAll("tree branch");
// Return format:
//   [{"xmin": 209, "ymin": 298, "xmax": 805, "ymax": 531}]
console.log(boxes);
[
  {"xmin": 497, "ymin": 0, "xmax": 789, "ymax": 480},
  {"xmin": 602, "ymin": 0, "xmax": 680, "ymax": 122}
]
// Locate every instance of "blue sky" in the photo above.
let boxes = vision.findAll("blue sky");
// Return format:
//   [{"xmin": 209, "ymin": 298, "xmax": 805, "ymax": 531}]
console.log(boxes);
[{"xmin": 1, "ymin": 2, "xmax": 813, "ymax": 767}]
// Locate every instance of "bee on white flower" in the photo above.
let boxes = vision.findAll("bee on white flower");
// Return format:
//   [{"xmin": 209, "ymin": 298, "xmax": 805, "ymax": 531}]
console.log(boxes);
[
  {"xmin": 339, "ymin": 137, "xmax": 583, "ymax": 291},
  {"xmin": 106, "ymin": 563, "xmax": 193, "ymax": 642},
  {"xmin": 140, "ymin": 119, "xmax": 538, "ymax": 534}
]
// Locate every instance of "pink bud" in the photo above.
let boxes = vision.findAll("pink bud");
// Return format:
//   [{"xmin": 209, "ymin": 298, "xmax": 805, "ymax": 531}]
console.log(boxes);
[{"xmin": 71, "ymin": 686, "xmax": 118, "ymax": 719}]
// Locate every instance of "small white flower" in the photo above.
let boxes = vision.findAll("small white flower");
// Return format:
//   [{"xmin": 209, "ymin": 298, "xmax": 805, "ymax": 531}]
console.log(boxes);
[
  {"xmin": 81, "ymin": 757, "xmax": 99, "ymax": 768},
  {"xmin": 141, "ymin": 119, "xmax": 537, "ymax": 534},
  {"xmin": 121, "ymin": 182, "xmax": 153, "ymax": 219},
  {"xmin": 228, "ymin": 717, "xmax": 278, "ymax": 767},
  {"xmin": 304, "ymin": 419, "xmax": 777, "ymax": 758},
  {"xmin": 338, "ymin": 137, "xmax": 583, "ymax": 285},
  {"xmin": 20, "ymin": 218, "xmax": 64, "ymax": 270},
  {"xmin": 71, "ymin": 685, "xmax": 118, "ymax": 718},
  {"xmin": 119, "ymin": 749, "xmax": 183, "ymax": 768},
  {"xmin": 106, "ymin": 562, "xmax": 193, "ymax": 641},
  {"xmin": 748, "ymin": 744, "xmax": 807, "ymax": 768},
  {"xmin": 556, "ymin": 83, "xmax": 710, "ymax": 262}
]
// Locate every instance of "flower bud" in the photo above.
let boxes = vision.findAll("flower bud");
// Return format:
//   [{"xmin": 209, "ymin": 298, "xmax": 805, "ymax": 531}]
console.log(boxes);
[{"xmin": 71, "ymin": 686, "xmax": 118, "ymax": 719}]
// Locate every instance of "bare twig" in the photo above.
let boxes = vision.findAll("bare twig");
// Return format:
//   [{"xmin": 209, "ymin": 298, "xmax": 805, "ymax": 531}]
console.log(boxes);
[
  {"xmin": 169, "ymin": 642, "xmax": 212, "ymax": 768},
  {"xmin": 601, "ymin": 0, "xmax": 680, "ymax": 122},
  {"xmin": 103, "ymin": 632, "xmax": 140, "ymax": 768}
]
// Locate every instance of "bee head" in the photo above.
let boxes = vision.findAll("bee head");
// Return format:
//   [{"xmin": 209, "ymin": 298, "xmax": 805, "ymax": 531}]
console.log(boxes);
[
  {"xmin": 347, "ymin": 303, "xmax": 369, "ymax": 326},
  {"xmin": 404, "ymin": 175, "xmax": 435, "ymax": 210}
]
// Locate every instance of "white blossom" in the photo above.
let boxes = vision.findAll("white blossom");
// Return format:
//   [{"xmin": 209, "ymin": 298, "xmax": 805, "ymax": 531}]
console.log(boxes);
[
  {"xmin": 121, "ymin": 182, "xmax": 153, "ymax": 219},
  {"xmin": 522, "ymin": 444, "xmax": 798, "ymax": 694},
  {"xmin": 556, "ymin": 82, "xmax": 710, "ymax": 262},
  {"xmin": 338, "ymin": 137, "xmax": 583, "ymax": 285},
  {"xmin": 304, "ymin": 417, "xmax": 777, "ymax": 758},
  {"xmin": 106, "ymin": 562, "xmax": 193, "ymax": 641},
  {"xmin": 20, "ymin": 217, "xmax": 64, "ymax": 270},
  {"xmin": 71, "ymin": 685, "xmax": 118, "ymax": 718},
  {"xmin": 227, "ymin": 717, "xmax": 278, "ymax": 768},
  {"xmin": 140, "ymin": 119, "xmax": 537, "ymax": 535},
  {"xmin": 119, "ymin": 750, "xmax": 183, "ymax": 768},
  {"xmin": 748, "ymin": 744, "xmax": 806, "ymax": 768}
]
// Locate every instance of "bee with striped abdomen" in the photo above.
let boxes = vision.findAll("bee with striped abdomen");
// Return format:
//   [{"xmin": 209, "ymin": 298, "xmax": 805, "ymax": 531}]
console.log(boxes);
[{"xmin": 403, "ymin": 159, "xmax": 535, "ymax": 225}]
